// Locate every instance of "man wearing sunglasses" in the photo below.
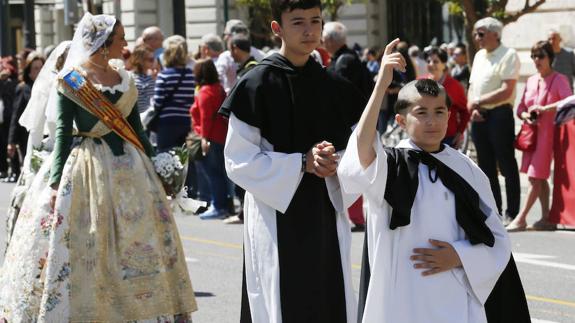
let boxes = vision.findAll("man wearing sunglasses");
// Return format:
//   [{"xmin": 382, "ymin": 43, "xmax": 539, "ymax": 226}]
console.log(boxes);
[{"xmin": 467, "ymin": 17, "xmax": 521, "ymax": 225}]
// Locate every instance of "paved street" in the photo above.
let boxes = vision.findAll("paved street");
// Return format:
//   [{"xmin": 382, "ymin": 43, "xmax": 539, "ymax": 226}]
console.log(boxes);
[{"xmin": 1, "ymin": 174, "xmax": 574, "ymax": 322}]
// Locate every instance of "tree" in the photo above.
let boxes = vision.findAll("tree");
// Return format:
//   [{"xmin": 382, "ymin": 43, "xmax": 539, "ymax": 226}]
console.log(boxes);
[{"xmin": 440, "ymin": 0, "xmax": 547, "ymax": 61}]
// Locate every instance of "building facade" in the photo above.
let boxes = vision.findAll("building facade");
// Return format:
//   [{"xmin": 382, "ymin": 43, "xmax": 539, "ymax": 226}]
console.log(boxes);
[{"xmin": 3, "ymin": 0, "xmax": 574, "ymax": 81}]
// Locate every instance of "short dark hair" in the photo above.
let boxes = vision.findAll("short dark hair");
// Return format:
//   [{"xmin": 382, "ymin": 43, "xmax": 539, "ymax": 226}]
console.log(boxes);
[
  {"xmin": 533, "ymin": 40, "xmax": 555, "ymax": 64},
  {"xmin": 455, "ymin": 43, "xmax": 467, "ymax": 55},
  {"xmin": 271, "ymin": 0, "xmax": 322, "ymax": 25},
  {"xmin": 394, "ymin": 79, "xmax": 451, "ymax": 114},
  {"xmin": 231, "ymin": 34, "xmax": 251, "ymax": 53},
  {"xmin": 193, "ymin": 58, "xmax": 220, "ymax": 86},
  {"xmin": 423, "ymin": 46, "xmax": 448, "ymax": 64}
]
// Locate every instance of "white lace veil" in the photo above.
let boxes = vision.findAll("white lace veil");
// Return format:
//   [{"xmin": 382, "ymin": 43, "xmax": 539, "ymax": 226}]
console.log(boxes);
[
  {"xmin": 19, "ymin": 40, "xmax": 72, "ymax": 135},
  {"xmin": 59, "ymin": 12, "xmax": 117, "ymax": 77}
]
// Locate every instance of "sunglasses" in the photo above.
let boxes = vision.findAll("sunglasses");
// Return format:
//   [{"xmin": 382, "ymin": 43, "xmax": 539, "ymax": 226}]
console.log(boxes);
[
  {"xmin": 530, "ymin": 53, "xmax": 547, "ymax": 60},
  {"xmin": 473, "ymin": 31, "xmax": 485, "ymax": 38}
]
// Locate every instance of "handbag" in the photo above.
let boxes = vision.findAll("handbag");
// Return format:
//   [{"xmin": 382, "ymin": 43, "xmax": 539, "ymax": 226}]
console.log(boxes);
[
  {"xmin": 513, "ymin": 73, "xmax": 558, "ymax": 152},
  {"xmin": 514, "ymin": 122, "xmax": 537, "ymax": 151},
  {"xmin": 145, "ymin": 70, "xmax": 186, "ymax": 131}
]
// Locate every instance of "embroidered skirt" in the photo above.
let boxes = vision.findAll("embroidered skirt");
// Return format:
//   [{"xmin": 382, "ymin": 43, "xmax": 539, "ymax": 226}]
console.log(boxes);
[{"xmin": 0, "ymin": 139, "xmax": 197, "ymax": 322}]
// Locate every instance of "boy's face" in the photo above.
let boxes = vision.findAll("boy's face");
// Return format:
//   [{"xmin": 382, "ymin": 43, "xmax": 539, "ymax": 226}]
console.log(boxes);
[
  {"xmin": 395, "ymin": 94, "xmax": 450, "ymax": 152},
  {"xmin": 273, "ymin": 7, "xmax": 322, "ymax": 57}
]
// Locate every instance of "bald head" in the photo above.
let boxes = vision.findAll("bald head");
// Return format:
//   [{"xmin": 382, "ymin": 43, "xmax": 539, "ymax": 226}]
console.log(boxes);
[
  {"xmin": 395, "ymin": 79, "xmax": 450, "ymax": 114},
  {"xmin": 142, "ymin": 26, "xmax": 164, "ymax": 50}
]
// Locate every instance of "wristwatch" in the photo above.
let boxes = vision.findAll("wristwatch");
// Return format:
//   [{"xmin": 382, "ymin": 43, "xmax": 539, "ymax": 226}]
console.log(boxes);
[
  {"xmin": 474, "ymin": 97, "xmax": 481, "ymax": 108},
  {"xmin": 301, "ymin": 153, "xmax": 307, "ymax": 173}
]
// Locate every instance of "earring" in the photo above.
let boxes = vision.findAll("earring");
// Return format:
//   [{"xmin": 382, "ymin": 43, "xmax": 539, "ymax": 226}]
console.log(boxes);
[{"xmin": 101, "ymin": 46, "xmax": 109, "ymax": 61}]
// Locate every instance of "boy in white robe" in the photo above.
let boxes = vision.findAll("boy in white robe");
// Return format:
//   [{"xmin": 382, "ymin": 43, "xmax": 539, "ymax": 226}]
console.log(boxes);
[
  {"xmin": 338, "ymin": 39, "xmax": 530, "ymax": 323},
  {"xmin": 221, "ymin": 1, "xmax": 366, "ymax": 322}
]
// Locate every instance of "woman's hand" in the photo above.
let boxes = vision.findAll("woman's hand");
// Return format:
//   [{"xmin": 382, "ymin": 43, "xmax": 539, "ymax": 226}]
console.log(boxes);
[
  {"xmin": 201, "ymin": 138, "xmax": 210, "ymax": 156},
  {"xmin": 528, "ymin": 105, "xmax": 543, "ymax": 113}
]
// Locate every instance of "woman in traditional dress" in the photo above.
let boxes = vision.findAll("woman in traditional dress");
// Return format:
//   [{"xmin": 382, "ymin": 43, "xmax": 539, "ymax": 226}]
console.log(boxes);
[
  {"xmin": 506, "ymin": 41, "xmax": 572, "ymax": 232},
  {"xmin": 0, "ymin": 13, "xmax": 196, "ymax": 322},
  {"xmin": 548, "ymin": 95, "xmax": 575, "ymax": 227},
  {"xmin": 3, "ymin": 41, "xmax": 70, "ymax": 249}
]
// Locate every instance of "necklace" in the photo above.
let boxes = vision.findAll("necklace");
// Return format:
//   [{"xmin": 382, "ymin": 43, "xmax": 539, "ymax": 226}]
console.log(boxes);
[{"xmin": 87, "ymin": 60, "xmax": 109, "ymax": 70}]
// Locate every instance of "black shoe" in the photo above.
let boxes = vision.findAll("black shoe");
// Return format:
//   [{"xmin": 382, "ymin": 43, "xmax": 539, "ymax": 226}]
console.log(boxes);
[
  {"xmin": 0, "ymin": 172, "xmax": 7, "ymax": 179},
  {"xmin": 351, "ymin": 224, "xmax": 365, "ymax": 232}
]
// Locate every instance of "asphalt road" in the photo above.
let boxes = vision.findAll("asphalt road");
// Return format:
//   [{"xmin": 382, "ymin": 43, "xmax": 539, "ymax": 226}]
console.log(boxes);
[{"xmin": 1, "ymin": 175, "xmax": 574, "ymax": 323}]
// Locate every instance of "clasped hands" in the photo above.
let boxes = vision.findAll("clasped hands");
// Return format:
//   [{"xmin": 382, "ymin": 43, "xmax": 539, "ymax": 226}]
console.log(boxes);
[
  {"xmin": 411, "ymin": 239, "xmax": 462, "ymax": 276},
  {"xmin": 305, "ymin": 141, "xmax": 339, "ymax": 178}
]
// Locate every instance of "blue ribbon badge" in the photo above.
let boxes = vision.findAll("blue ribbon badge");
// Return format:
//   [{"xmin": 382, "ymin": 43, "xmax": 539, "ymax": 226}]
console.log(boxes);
[{"xmin": 63, "ymin": 70, "xmax": 86, "ymax": 91}]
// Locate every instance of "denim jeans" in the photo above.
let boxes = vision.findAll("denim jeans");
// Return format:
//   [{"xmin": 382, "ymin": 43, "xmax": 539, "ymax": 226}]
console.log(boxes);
[
  {"xmin": 199, "ymin": 141, "xmax": 229, "ymax": 211},
  {"xmin": 471, "ymin": 105, "xmax": 520, "ymax": 218}
]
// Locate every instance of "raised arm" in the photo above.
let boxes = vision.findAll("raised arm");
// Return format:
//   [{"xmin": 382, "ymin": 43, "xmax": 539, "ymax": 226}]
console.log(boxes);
[{"xmin": 355, "ymin": 39, "xmax": 406, "ymax": 168}]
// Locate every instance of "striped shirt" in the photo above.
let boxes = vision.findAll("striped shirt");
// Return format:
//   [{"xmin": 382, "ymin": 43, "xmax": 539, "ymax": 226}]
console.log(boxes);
[
  {"xmin": 133, "ymin": 73, "xmax": 155, "ymax": 113},
  {"xmin": 153, "ymin": 67, "xmax": 195, "ymax": 125}
]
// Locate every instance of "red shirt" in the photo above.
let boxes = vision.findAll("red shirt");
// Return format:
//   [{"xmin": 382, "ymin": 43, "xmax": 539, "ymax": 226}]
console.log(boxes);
[
  {"xmin": 420, "ymin": 74, "xmax": 470, "ymax": 138},
  {"xmin": 190, "ymin": 83, "xmax": 228, "ymax": 144}
]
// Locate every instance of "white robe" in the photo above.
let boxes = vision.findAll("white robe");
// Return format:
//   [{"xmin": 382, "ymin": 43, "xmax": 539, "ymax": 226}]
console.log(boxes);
[
  {"xmin": 338, "ymin": 132, "xmax": 511, "ymax": 323},
  {"xmin": 224, "ymin": 113, "xmax": 358, "ymax": 323}
]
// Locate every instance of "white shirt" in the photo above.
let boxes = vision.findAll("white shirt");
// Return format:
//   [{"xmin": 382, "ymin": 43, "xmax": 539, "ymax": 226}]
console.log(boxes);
[
  {"xmin": 216, "ymin": 47, "xmax": 265, "ymax": 94},
  {"xmin": 469, "ymin": 45, "xmax": 520, "ymax": 109}
]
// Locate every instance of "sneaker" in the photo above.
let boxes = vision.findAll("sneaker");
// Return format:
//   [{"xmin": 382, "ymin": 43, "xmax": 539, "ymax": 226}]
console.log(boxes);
[
  {"xmin": 223, "ymin": 215, "xmax": 243, "ymax": 224},
  {"xmin": 199, "ymin": 206, "xmax": 228, "ymax": 220}
]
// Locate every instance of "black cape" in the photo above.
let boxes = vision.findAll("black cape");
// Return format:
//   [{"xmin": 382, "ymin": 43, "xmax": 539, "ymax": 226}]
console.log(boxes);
[
  {"xmin": 357, "ymin": 147, "xmax": 531, "ymax": 323},
  {"xmin": 221, "ymin": 53, "xmax": 365, "ymax": 323}
]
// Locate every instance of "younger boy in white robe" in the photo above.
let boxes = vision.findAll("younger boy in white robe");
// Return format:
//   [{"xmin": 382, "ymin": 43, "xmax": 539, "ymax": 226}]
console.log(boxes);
[{"xmin": 338, "ymin": 39, "xmax": 528, "ymax": 323}]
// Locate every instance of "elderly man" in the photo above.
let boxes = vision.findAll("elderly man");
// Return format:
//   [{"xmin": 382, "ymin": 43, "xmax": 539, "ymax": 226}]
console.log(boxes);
[
  {"xmin": 142, "ymin": 26, "xmax": 164, "ymax": 58},
  {"xmin": 468, "ymin": 17, "xmax": 521, "ymax": 223},
  {"xmin": 199, "ymin": 34, "xmax": 224, "ymax": 61},
  {"xmin": 323, "ymin": 21, "xmax": 372, "ymax": 98},
  {"xmin": 216, "ymin": 19, "xmax": 265, "ymax": 94},
  {"xmin": 548, "ymin": 29, "xmax": 575, "ymax": 91}
]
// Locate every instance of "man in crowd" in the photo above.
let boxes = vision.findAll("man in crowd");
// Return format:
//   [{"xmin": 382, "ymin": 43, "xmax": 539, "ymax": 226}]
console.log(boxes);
[
  {"xmin": 321, "ymin": 21, "xmax": 368, "ymax": 232},
  {"xmin": 548, "ymin": 28, "xmax": 575, "ymax": 91},
  {"xmin": 199, "ymin": 34, "xmax": 224, "ymax": 61},
  {"xmin": 409, "ymin": 45, "xmax": 427, "ymax": 78},
  {"xmin": 451, "ymin": 43, "xmax": 470, "ymax": 90},
  {"xmin": 142, "ymin": 26, "xmax": 165, "ymax": 61},
  {"xmin": 230, "ymin": 34, "xmax": 258, "ymax": 80},
  {"xmin": 468, "ymin": 17, "xmax": 521, "ymax": 224},
  {"xmin": 323, "ymin": 21, "xmax": 372, "ymax": 98},
  {"xmin": 216, "ymin": 19, "xmax": 265, "ymax": 94}
]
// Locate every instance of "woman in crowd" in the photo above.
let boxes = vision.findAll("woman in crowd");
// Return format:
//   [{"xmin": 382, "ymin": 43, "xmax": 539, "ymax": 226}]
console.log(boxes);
[
  {"xmin": 190, "ymin": 58, "xmax": 230, "ymax": 219},
  {"xmin": 153, "ymin": 35, "xmax": 195, "ymax": 152},
  {"xmin": 4, "ymin": 41, "xmax": 70, "ymax": 248},
  {"xmin": 506, "ymin": 41, "xmax": 572, "ymax": 232},
  {"xmin": 6, "ymin": 53, "xmax": 45, "ymax": 182},
  {"xmin": 130, "ymin": 45, "xmax": 157, "ymax": 114},
  {"xmin": 0, "ymin": 13, "xmax": 196, "ymax": 321},
  {"xmin": 548, "ymin": 95, "xmax": 575, "ymax": 228},
  {"xmin": 422, "ymin": 46, "xmax": 470, "ymax": 149}
]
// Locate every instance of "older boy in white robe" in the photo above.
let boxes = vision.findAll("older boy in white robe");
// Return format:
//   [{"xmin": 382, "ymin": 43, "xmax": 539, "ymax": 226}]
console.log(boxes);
[{"xmin": 338, "ymin": 39, "xmax": 530, "ymax": 323}]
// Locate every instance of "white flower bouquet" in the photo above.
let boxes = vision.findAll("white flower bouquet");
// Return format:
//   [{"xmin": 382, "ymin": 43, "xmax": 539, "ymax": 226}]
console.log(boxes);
[{"xmin": 152, "ymin": 146, "xmax": 205, "ymax": 215}]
